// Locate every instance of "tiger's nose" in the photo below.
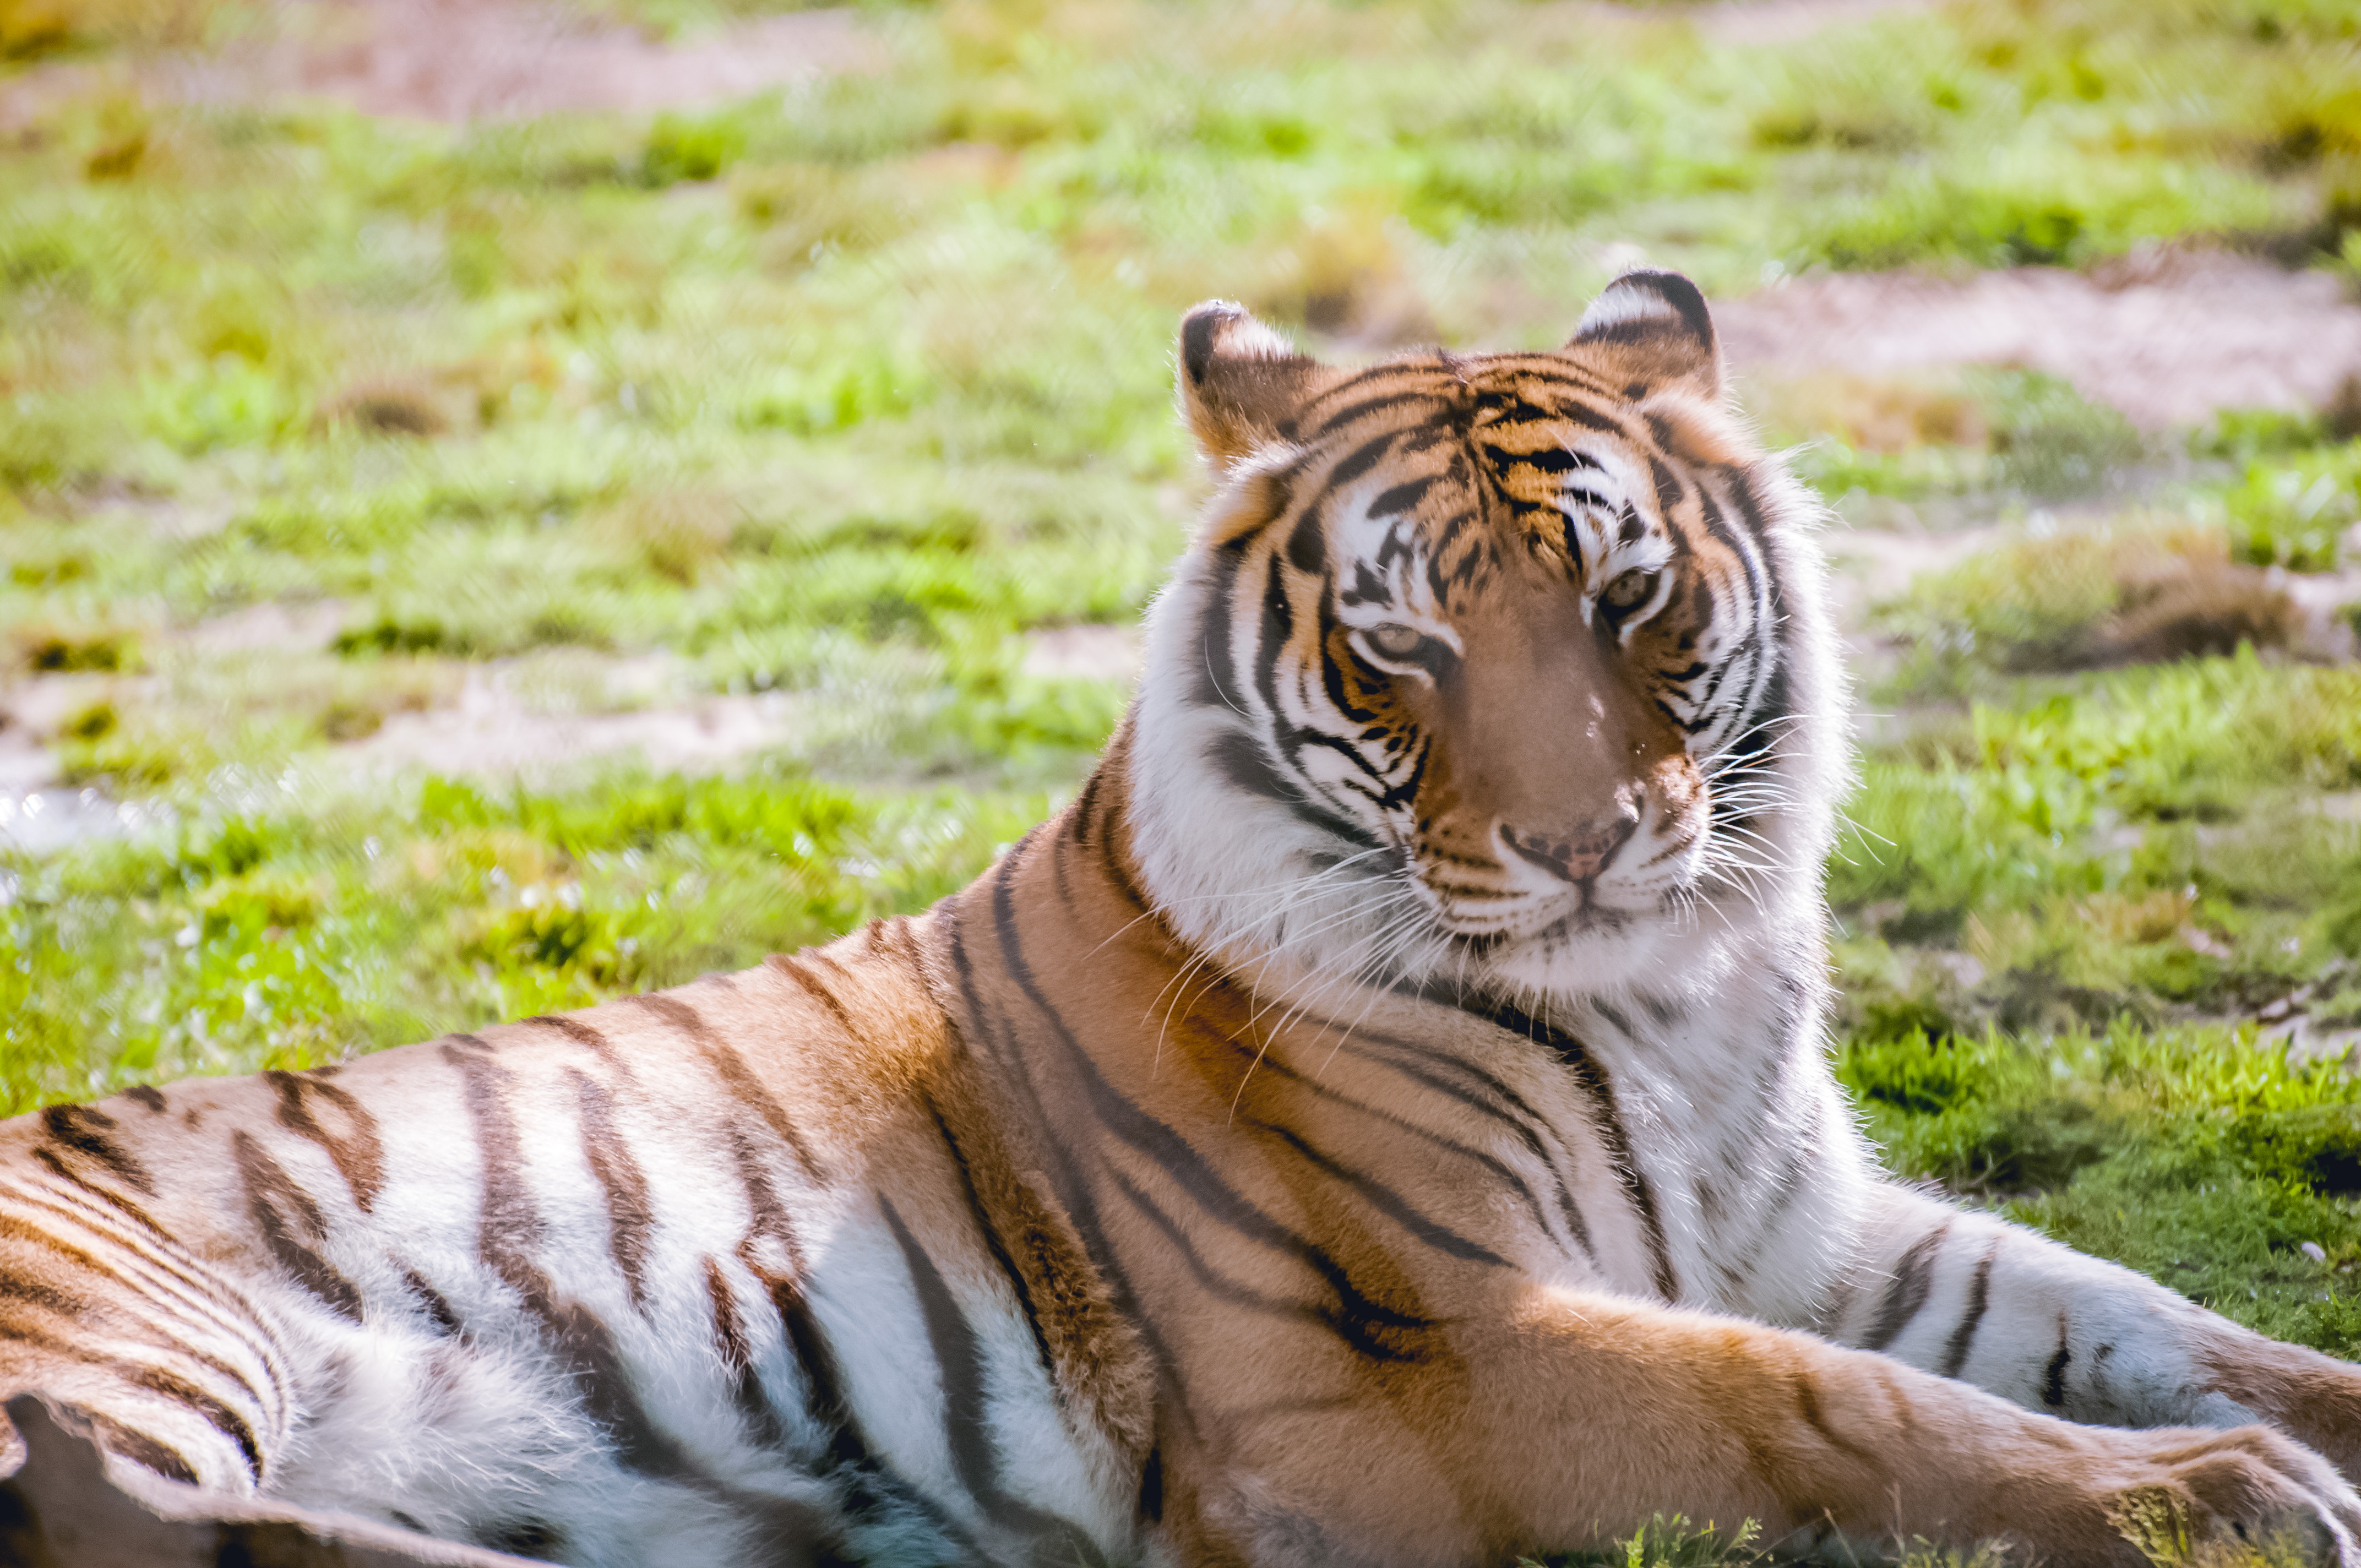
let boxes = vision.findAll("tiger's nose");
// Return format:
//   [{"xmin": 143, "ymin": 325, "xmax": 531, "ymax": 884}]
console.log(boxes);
[{"xmin": 1501, "ymin": 815, "xmax": 1638, "ymax": 884}]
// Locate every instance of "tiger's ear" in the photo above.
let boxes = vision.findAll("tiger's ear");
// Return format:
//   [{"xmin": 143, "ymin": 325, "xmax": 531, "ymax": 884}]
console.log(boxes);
[
  {"xmin": 1176, "ymin": 301, "xmax": 1328, "ymax": 476},
  {"xmin": 1566, "ymin": 269, "xmax": 1723, "ymax": 403}
]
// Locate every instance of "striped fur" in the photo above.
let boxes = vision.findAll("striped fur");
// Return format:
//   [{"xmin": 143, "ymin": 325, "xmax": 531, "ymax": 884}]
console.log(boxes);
[{"xmin": 7, "ymin": 271, "xmax": 2361, "ymax": 1566}]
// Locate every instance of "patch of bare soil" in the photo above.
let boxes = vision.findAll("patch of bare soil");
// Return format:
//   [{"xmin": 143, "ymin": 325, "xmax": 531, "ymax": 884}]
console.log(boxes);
[
  {"xmin": 1685, "ymin": 0, "xmax": 1938, "ymax": 45},
  {"xmin": 5, "ymin": 0, "xmax": 879, "ymax": 127},
  {"xmin": 180, "ymin": 598, "xmax": 350, "ymax": 654},
  {"xmin": 332, "ymin": 660, "xmax": 799, "ymax": 778},
  {"xmin": 1548, "ymin": 0, "xmax": 1940, "ymax": 43},
  {"xmin": 1719, "ymin": 251, "xmax": 2361, "ymax": 431},
  {"xmin": 1020, "ymin": 623, "xmax": 1140, "ymax": 684}
]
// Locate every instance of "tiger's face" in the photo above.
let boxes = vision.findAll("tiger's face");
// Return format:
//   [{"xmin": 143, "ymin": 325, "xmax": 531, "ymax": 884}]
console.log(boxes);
[{"xmin": 1130, "ymin": 270, "xmax": 1841, "ymax": 1000}]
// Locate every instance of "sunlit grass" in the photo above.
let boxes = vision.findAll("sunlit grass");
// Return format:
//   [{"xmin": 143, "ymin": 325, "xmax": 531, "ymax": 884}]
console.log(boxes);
[{"xmin": 0, "ymin": 765, "xmax": 1043, "ymax": 1113}]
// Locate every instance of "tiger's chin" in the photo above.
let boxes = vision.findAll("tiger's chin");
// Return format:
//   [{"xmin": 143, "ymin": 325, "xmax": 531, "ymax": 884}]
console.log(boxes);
[
  {"xmin": 1479, "ymin": 905, "xmax": 1728, "ymax": 1003},
  {"xmin": 1419, "ymin": 858, "xmax": 1802, "ymax": 1006}
]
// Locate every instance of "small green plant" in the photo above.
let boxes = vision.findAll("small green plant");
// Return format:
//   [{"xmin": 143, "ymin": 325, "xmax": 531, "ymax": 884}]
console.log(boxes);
[
  {"xmin": 2218, "ymin": 451, "xmax": 2360, "ymax": 572},
  {"xmin": 1976, "ymin": 369, "xmax": 2145, "ymax": 498},
  {"xmin": 1521, "ymin": 1515, "xmax": 1762, "ymax": 1568}
]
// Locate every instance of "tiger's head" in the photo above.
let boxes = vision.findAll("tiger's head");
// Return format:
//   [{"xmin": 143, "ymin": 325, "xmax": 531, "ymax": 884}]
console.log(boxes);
[{"xmin": 1125, "ymin": 270, "xmax": 1846, "ymax": 1005}]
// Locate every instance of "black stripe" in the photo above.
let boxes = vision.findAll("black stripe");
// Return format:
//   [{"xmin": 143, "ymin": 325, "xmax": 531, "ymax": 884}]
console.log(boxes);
[
  {"xmin": 0, "ymin": 1185, "xmax": 285, "ymax": 1408},
  {"xmin": 230, "ymin": 1131, "xmax": 362, "ymax": 1323},
  {"xmin": 1466, "ymin": 997, "xmax": 1677, "ymax": 1301},
  {"xmin": 1180, "ymin": 308, "xmax": 1222, "ymax": 385},
  {"xmin": 1252, "ymin": 1121, "xmax": 1509, "ymax": 1267},
  {"xmin": 1284, "ymin": 508, "xmax": 1326, "ymax": 575},
  {"xmin": 569, "ymin": 1067, "xmax": 658, "ymax": 1314},
  {"xmin": 525, "ymin": 1012, "xmax": 619, "ymax": 1063},
  {"xmin": 39, "ymin": 1104, "xmax": 152, "ymax": 1195},
  {"xmin": 1109, "ymin": 1168, "xmax": 1348, "ymax": 1328},
  {"xmin": 1481, "ymin": 440, "xmax": 1592, "ymax": 476},
  {"xmin": 704, "ymin": 1255, "xmax": 786, "ymax": 1445},
  {"xmin": 1939, "ymin": 1242, "xmax": 2002, "ymax": 1379},
  {"xmin": 1860, "ymin": 1223, "xmax": 1949, "ymax": 1353},
  {"xmin": 84, "ymin": 1408, "xmax": 199, "ymax": 1485},
  {"xmin": 1189, "ymin": 542, "xmax": 1248, "ymax": 710},
  {"xmin": 1248, "ymin": 553, "xmax": 1388, "ymax": 848},
  {"xmin": 989, "ymin": 869, "xmax": 1431, "ymax": 1363},
  {"xmin": 1185, "ymin": 1012, "xmax": 1564, "ymax": 1250},
  {"xmin": 880, "ymin": 1198, "xmax": 1018, "ymax": 1522},
  {"xmin": 266, "ymin": 1071, "xmax": 384, "ymax": 1214},
  {"xmin": 1473, "ymin": 360, "xmax": 1622, "ymax": 399},
  {"xmin": 0, "ymin": 1320, "xmax": 265, "ymax": 1482},
  {"xmin": 0, "ymin": 1265, "xmax": 86, "ymax": 1317},
  {"xmin": 938, "ymin": 889, "xmax": 1196, "ymax": 1451},
  {"xmin": 1138, "ymin": 1446, "xmax": 1163, "ymax": 1522},
  {"xmin": 728, "ymin": 1123, "xmax": 812, "ymax": 1284},
  {"xmin": 1795, "ymin": 1376, "xmax": 1873, "ymax": 1464},
  {"xmin": 928, "ymin": 1098, "xmax": 1056, "ymax": 1380},
  {"xmin": 1710, "ymin": 472, "xmax": 1800, "ymax": 820},
  {"xmin": 768, "ymin": 954, "xmax": 861, "ymax": 1036},
  {"xmin": 1317, "ymin": 430, "xmax": 1397, "ymax": 499},
  {"xmin": 769, "ymin": 1268, "xmax": 858, "ymax": 1458},
  {"xmin": 1310, "ymin": 1023, "xmax": 1596, "ymax": 1262},
  {"xmin": 2042, "ymin": 1316, "xmax": 2072, "ymax": 1408},
  {"xmin": 628, "ymin": 993, "xmax": 828, "ymax": 1184},
  {"xmin": 758, "ymin": 1259, "xmax": 981, "ymax": 1554},
  {"xmin": 1314, "ymin": 597, "xmax": 1379, "ymax": 727},
  {"xmin": 1312, "ymin": 387, "xmax": 1449, "ymax": 436},
  {"xmin": 0, "ymin": 1211, "xmax": 281, "ymax": 1427},
  {"xmin": 402, "ymin": 1267, "xmax": 463, "ymax": 1336},
  {"xmin": 127, "ymin": 1362, "xmax": 264, "ymax": 1479},
  {"xmin": 443, "ymin": 1043, "xmax": 694, "ymax": 1479},
  {"xmin": 1368, "ymin": 476, "xmax": 1434, "ymax": 518},
  {"xmin": 1204, "ymin": 729, "xmax": 1381, "ymax": 851},
  {"xmin": 1070, "ymin": 766, "xmax": 1106, "ymax": 846}
]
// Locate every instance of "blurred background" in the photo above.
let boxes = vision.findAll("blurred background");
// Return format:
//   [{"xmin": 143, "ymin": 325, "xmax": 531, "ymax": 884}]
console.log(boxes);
[{"xmin": 6, "ymin": 0, "xmax": 2361, "ymax": 1361}]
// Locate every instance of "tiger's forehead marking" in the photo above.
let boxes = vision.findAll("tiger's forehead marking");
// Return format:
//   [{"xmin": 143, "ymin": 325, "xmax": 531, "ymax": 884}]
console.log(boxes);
[{"xmin": 1288, "ymin": 357, "xmax": 1683, "ymax": 617}]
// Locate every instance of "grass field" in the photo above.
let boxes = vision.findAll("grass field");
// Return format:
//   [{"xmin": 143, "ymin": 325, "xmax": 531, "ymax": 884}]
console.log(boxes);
[{"xmin": 6, "ymin": 0, "xmax": 2361, "ymax": 1558}]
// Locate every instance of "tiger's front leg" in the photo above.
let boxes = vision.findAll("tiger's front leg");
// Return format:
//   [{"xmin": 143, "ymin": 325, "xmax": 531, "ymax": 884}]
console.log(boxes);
[
  {"xmin": 1193, "ymin": 1284, "xmax": 2361, "ymax": 1566},
  {"xmin": 1830, "ymin": 1183, "xmax": 2361, "ymax": 1487}
]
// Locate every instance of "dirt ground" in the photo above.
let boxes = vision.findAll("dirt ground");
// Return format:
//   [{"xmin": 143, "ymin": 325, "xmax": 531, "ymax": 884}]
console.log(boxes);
[
  {"xmin": 1718, "ymin": 249, "xmax": 2361, "ymax": 432},
  {"xmin": 1, "ymin": 0, "xmax": 878, "ymax": 128},
  {"xmin": 2, "ymin": 0, "xmax": 1944, "ymax": 129}
]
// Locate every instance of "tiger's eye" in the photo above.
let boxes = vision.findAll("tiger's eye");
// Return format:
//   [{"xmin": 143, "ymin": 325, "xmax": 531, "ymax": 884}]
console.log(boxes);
[
  {"xmin": 1602, "ymin": 569, "xmax": 1658, "ymax": 612},
  {"xmin": 1364, "ymin": 623, "xmax": 1431, "ymax": 661}
]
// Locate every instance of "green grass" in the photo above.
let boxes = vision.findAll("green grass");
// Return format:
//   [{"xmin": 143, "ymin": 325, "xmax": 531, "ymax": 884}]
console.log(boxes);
[
  {"xmin": 1, "ymin": 766, "xmax": 1040, "ymax": 1107},
  {"xmin": 1846, "ymin": 1024, "xmax": 2361, "ymax": 1356}
]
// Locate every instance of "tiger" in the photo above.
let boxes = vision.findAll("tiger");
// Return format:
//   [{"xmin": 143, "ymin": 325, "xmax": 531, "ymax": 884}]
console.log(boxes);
[{"xmin": 7, "ymin": 269, "xmax": 2361, "ymax": 1568}]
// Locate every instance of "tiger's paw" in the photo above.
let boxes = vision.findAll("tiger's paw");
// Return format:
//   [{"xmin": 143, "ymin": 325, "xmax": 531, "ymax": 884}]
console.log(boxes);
[{"xmin": 2097, "ymin": 1425, "xmax": 2361, "ymax": 1567}]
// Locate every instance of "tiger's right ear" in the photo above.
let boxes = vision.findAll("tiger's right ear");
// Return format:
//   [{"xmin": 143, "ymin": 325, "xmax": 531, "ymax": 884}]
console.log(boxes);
[{"xmin": 1176, "ymin": 302, "xmax": 1329, "ymax": 476}]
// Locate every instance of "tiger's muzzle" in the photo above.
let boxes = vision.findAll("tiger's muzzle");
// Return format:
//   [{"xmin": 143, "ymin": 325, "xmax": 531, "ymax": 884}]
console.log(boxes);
[{"xmin": 1499, "ymin": 800, "xmax": 1641, "ymax": 886}]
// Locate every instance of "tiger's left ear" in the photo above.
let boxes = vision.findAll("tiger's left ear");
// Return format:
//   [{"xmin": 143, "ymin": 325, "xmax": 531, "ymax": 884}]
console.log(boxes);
[
  {"xmin": 1176, "ymin": 301, "xmax": 1333, "ymax": 476},
  {"xmin": 1566, "ymin": 269, "xmax": 1724, "ymax": 404}
]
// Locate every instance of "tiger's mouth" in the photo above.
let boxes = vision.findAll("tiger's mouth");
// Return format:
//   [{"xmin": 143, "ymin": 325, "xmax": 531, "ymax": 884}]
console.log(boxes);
[
  {"xmin": 1403, "ymin": 799, "xmax": 1716, "ymax": 943},
  {"xmin": 1413, "ymin": 868, "xmax": 1668, "ymax": 944}
]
